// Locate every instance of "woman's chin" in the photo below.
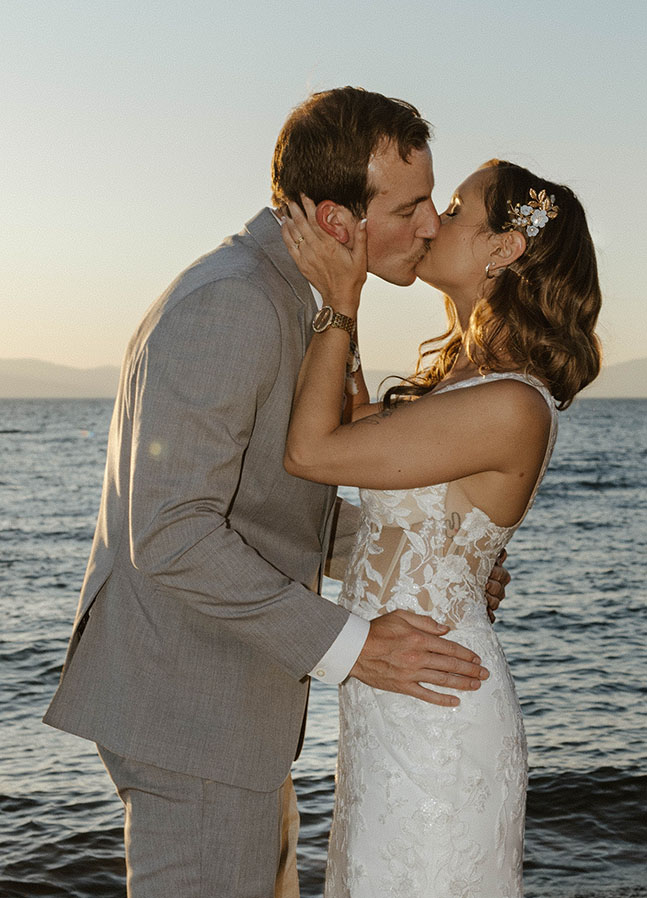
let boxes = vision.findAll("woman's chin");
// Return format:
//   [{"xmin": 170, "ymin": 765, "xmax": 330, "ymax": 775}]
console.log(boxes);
[{"xmin": 415, "ymin": 263, "xmax": 441, "ymax": 288}]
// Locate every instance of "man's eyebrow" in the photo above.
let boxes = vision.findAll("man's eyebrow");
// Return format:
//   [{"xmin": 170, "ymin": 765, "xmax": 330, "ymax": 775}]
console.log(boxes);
[{"xmin": 392, "ymin": 194, "xmax": 430, "ymax": 213}]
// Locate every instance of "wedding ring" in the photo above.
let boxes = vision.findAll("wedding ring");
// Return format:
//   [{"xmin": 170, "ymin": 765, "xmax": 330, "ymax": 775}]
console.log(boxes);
[{"xmin": 294, "ymin": 235, "xmax": 304, "ymax": 248}]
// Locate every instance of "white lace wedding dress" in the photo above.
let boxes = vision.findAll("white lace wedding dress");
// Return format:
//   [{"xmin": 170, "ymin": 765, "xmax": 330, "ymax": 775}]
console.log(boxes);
[{"xmin": 325, "ymin": 373, "xmax": 558, "ymax": 898}]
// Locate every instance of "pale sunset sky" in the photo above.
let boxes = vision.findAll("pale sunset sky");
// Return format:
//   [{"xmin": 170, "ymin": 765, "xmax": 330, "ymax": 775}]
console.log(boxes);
[{"xmin": 3, "ymin": 1, "xmax": 646, "ymax": 376}]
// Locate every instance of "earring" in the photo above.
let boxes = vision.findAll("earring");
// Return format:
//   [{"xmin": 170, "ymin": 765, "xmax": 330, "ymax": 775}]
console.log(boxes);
[{"xmin": 485, "ymin": 262, "xmax": 504, "ymax": 279}]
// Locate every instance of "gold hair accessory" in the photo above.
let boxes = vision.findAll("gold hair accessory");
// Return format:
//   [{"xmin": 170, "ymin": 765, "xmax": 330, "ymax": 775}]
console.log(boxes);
[{"xmin": 506, "ymin": 189, "xmax": 559, "ymax": 237}]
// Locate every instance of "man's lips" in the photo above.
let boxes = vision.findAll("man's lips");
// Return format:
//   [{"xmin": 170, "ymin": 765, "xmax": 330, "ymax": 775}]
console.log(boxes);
[{"xmin": 413, "ymin": 243, "xmax": 431, "ymax": 266}]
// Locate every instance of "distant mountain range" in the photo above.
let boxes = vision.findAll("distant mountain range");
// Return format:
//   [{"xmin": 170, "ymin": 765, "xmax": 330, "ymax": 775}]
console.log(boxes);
[
  {"xmin": 0, "ymin": 356, "xmax": 645, "ymax": 399},
  {"xmin": 0, "ymin": 358, "xmax": 120, "ymax": 398}
]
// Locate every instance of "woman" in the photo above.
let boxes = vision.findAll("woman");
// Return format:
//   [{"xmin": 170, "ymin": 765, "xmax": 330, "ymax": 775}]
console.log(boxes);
[{"xmin": 281, "ymin": 160, "xmax": 602, "ymax": 897}]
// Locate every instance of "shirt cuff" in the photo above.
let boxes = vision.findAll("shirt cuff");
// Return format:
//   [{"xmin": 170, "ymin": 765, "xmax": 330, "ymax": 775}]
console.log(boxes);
[{"xmin": 309, "ymin": 613, "xmax": 370, "ymax": 685}]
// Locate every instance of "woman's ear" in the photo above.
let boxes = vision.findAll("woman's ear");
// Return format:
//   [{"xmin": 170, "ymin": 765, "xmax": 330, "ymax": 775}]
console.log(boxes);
[
  {"xmin": 490, "ymin": 228, "xmax": 527, "ymax": 268},
  {"xmin": 315, "ymin": 201, "xmax": 355, "ymax": 244}
]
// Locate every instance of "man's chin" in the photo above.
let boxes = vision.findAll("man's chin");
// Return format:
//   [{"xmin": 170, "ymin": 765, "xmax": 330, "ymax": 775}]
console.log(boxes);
[
  {"xmin": 369, "ymin": 270, "xmax": 416, "ymax": 287},
  {"xmin": 391, "ymin": 265, "xmax": 418, "ymax": 287}
]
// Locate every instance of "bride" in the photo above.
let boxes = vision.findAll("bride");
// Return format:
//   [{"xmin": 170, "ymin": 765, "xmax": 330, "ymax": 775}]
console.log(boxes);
[{"xmin": 280, "ymin": 159, "xmax": 601, "ymax": 897}]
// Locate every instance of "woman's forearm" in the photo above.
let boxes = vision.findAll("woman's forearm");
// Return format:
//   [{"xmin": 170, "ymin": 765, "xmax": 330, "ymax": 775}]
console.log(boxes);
[{"xmin": 285, "ymin": 326, "xmax": 352, "ymax": 474}]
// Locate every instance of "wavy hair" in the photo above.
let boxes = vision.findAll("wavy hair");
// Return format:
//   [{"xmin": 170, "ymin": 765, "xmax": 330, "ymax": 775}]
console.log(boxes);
[{"xmin": 384, "ymin": 160, "xmax": 602, "ymax": 410}]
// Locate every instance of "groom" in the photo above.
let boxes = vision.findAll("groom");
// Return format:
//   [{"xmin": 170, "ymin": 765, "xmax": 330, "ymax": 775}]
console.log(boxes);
[{"xmin": 45, "ymin": 87, "xmax": 507, "ymax": 897}]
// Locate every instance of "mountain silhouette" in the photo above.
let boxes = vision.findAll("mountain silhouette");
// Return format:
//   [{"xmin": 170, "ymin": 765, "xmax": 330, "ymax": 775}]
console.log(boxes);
[{"xmin": 0, "ymin": 357, "xmax": 644, "ymax": 399}]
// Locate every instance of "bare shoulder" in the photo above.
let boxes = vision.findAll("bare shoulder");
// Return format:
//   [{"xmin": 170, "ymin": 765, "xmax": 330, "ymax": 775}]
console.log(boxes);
[
  {"xmin": 482, "ymin": 378, "xmax": 552, "ymax": 424},
  {"xmin": 426, "ymin": 376, "xmax": 553, "ymax": 455},
  {"xmin": 471, "ymin": 378, "xmax": 553, "ymax": 459}
]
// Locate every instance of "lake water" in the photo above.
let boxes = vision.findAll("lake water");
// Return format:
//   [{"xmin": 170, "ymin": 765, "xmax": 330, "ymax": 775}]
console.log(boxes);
[{"xmin": 1, "ymin": 398, "xmax": 645, "ymax": 897}]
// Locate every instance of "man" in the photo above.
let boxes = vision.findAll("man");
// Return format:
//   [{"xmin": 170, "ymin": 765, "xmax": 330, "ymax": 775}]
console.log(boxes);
[{"xmin": 44, "ymin": 87, "xmax": 507, "ymax": 897}]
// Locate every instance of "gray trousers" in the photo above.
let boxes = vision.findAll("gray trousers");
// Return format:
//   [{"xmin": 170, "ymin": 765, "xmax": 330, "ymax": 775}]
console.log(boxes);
[{"xmin": 98, "ymin": 745, "xmax": 300, "ymax": 898}]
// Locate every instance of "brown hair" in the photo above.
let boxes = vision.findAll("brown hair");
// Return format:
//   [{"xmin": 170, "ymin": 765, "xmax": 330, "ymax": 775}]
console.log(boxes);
[
  {"xmin": 384, "ymin": 160, "xmax": 602, "ymax": 410},
  {"xmin": 271, "ymin": 86, "xmax": 431, "ymax": 217}
]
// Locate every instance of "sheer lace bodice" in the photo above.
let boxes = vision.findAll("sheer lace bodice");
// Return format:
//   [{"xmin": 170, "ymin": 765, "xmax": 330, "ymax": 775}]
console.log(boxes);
[
  {"xmin": 338, "ymin": 373, "xmax": 557, "ymax": 631},
  {"xmin": 325, "ymin": 373, "xmax": 557, "ymax": 898}
]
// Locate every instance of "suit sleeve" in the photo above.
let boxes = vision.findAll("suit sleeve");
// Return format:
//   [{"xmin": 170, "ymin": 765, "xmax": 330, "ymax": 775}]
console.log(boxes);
[
  {"xmin": 325, "ymin": 496, "xmax": 362, "ymax": 581},
  {"xmin": 126, "ymin": 278, "xmax": 350, "ymax": 679}
]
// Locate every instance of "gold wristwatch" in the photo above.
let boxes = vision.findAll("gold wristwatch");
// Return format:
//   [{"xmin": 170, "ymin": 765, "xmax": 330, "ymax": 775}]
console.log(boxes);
[{"xmin": 312, "ymin": 305, "xmax": 356, "ymax": 336}]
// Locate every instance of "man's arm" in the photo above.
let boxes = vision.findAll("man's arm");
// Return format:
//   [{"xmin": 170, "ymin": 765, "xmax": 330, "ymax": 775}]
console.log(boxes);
[
  {"xmin": 324, "ymin": 496, "xmax": 361, "ymax": 581},
  {"xmin": 128, "ymin": 278, "xmax": 491, "ymax": 700},
  {"xmin": 126, "ymin": 280, "xmax": 350, "ymax": 681}
]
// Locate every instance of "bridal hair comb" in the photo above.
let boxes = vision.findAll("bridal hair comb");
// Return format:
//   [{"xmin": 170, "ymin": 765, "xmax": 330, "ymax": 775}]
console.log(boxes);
[{"xmin": 505, "ymin": 188, "xmax": 559, "ymax": 237}]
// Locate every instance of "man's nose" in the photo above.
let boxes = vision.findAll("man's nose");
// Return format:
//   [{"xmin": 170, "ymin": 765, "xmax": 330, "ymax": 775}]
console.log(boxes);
[{"xmin": 416, "ymin": 201, "xmax": 440, "ymax": 240}]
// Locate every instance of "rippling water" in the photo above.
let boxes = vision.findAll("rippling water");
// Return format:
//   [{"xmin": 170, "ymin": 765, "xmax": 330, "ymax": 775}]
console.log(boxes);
[{"xmin": 1, "ymin": 398, "xmax": 645, "ymax": 897}]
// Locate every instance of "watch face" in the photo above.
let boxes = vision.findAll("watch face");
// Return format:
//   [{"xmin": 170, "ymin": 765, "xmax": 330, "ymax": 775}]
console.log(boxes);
[{"xmin": 312, "ymin": 305, "xmax": 334, "ymax": 333}]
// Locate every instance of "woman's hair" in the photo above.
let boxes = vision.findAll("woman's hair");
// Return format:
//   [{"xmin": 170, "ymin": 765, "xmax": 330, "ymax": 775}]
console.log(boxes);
[
  {"xmin": 383, "ymin": 159, "xmax": 602, "ymax": 410},
  {"xmin": 271, "ymin": 87, "xmax": 431, "ymax": 218}
]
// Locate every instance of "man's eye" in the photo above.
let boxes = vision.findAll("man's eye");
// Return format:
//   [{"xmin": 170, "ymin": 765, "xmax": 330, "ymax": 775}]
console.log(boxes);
[{"xmin": 399, "ymin": 210, "xmax": 415, "ymax": 218}]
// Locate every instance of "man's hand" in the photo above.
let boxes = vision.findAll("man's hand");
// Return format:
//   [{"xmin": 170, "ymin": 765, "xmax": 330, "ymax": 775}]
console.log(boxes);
[
  {"xmin": 350, "ymin": 609, "xmax": 489, "ymax": 707},
  {"xmin": 485, "ymin": 549, "xmax": 511, "ymax": 622}
]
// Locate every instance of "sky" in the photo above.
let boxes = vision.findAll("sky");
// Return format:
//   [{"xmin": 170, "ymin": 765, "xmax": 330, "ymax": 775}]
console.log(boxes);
[{"xmin": 2, "ymin": 0, "xmax": 646, "ymax": 377}]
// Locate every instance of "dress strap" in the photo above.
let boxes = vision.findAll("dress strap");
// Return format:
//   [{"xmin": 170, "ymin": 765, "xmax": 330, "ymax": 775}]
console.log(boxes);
[{"xmin": 433, "ymin": 371, "xmax": 554, "ymax": 409}]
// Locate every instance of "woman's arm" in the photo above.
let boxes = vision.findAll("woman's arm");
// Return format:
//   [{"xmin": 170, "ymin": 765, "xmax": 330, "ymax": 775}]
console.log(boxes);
[{"xmin": 287, "ymin": 362, "xmax": 548, "ymax": 487}]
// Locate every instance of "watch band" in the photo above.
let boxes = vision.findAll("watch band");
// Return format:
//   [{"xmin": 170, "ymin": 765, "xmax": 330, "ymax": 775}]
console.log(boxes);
[{"xmin": 312, "ymin": 305, "xmax": 356, "ymax": 336}]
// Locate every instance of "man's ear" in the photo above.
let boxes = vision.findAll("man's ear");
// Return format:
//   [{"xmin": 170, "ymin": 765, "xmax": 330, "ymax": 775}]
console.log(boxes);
[
  {"xmin": 315, "ymin": 201, "xmax": 355, "ymax": 245},
  {"xmin": 489, "ymin": 228, "xmax": 527, "ymax": 268}
]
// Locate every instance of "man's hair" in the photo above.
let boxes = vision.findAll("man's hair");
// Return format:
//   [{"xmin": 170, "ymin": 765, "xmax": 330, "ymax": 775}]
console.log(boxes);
[{"xmin": 271, "ymin": 86, "xmax": 432, "ymax": 217}]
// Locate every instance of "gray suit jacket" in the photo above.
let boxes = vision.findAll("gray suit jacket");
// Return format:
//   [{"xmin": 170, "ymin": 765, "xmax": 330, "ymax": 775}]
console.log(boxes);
[{"xmin": 44, "ymin": 208, "xmax": 351, "ymax": 791}]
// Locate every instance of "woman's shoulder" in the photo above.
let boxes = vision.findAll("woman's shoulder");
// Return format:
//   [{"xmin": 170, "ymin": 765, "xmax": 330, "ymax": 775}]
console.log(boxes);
[
  {"xmin": 428, "ymin": 373, "xmax": 553, "ymax": 443},
  {"xmin": 437, "ymin": 371, "xmax": 551, "ymax": 405},
  {"xmin": 482, "ymin": 378, "xmax": 555, "ymax": 458}
]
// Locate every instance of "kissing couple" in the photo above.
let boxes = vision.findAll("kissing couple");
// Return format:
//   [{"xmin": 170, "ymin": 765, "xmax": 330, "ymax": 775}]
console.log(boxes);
[{"xmin": 45, "ymin": 86, "xmax": 601, "ymax": 897}]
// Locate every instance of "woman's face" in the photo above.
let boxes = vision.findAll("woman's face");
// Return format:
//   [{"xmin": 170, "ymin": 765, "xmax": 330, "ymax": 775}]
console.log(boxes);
[{"xmin": 415, "ymin": 169, "xmax": 495, "ymax": 296}]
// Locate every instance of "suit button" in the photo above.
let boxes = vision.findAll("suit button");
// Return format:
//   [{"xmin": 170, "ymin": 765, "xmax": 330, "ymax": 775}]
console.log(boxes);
[{"xmin": 316, "ymin": 668, "xmax": 326, "ymax": 678}]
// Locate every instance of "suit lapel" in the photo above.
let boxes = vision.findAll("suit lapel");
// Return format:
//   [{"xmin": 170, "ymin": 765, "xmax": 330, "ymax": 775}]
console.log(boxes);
[{"xmin": 244, "ymin": 208, "xmax": 318, "ymax": 323}]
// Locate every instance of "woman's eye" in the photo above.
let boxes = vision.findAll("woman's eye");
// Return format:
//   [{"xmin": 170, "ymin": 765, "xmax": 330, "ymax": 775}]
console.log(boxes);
[{"xmin": 444, "ymin": 207, "xmax": 458, "ymax": 218}]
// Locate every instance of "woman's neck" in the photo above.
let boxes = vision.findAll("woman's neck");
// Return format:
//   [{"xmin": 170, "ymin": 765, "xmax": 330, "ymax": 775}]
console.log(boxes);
[{"xmin": 437, "ymin": 343, "xmax": 520, "ymax": 388}]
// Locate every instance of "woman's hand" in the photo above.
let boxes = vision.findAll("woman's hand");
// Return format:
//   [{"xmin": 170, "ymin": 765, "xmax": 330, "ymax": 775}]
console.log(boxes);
[{"xmin": 280, "ymin": 196, "xmax": 368, "ymax": 317}]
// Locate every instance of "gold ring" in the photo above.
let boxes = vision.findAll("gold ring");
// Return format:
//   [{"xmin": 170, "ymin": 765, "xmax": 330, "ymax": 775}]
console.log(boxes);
[{"xmin": 294, "ymin": 236, "xmax": 304, "ymax": 247}]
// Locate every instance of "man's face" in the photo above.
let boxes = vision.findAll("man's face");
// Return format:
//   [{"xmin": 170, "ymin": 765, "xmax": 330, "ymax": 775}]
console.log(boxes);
[{"xmin": 364, "ymin": 142, "xmax": 440, "ymax": 286}]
